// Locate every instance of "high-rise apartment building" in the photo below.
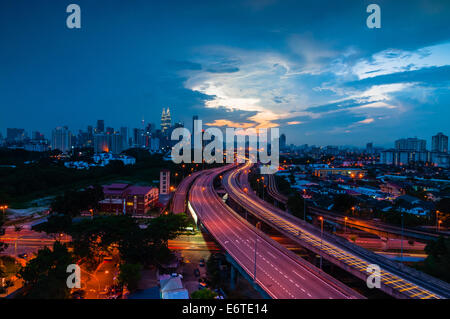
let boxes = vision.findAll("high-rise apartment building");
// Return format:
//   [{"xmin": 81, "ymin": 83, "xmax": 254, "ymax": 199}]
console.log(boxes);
[
  {"xmin": 120, "ymin": 127, "xmax": 128, "ymax": 150},
  {"xmin": 93, "ymin": 133, "xmax": 109, "ymax": 154},
  {"xmin": 109, "ymin": 133, "xmax": 123, "ymax": 154},
  {"xmin": 432, "ymin": 132, "xmax": 448, "ymax": 153},
  {"xmin": 395, "ymin": 138, "xmax": 426, "ymax": 151},
  {"xmin": 51, "ymin": 126, "xmax": 72, "ymax": 153},
  {"xmin": 280, "ymin": 134, "xmax": 286, "ymax": 150}
]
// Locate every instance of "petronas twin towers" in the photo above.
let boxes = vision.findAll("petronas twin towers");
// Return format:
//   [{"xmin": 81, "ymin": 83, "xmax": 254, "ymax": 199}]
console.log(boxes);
[{"xmin": 161, "ymin": 107, "xmax": 172, "ymax": 134}]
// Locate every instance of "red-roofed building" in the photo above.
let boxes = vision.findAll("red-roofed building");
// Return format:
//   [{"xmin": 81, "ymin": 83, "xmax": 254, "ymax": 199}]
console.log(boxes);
[
  {"xmin": 100, "ymin": 183, "xmax": 159, "ymax": 216},
  {"xmin": 380, "ymin": 182, "xmax": 405, "ymax": 197}
]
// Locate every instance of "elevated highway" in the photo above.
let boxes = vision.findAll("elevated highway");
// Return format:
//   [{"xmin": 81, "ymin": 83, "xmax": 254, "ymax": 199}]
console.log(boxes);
[
  {"xmin": 187, "ymin": 165, "xmax": 361, "ymax": 299},
  {"xmin": 222, "ymin": 163, "xmax": 450, "ymax": 299},
  {"xmin": 264, "ymin": 174, "xmax": 447, "ymax": 241},
  {"xmin": 171, "ymin": 171, "xmax": 203, "ymax": 214}
]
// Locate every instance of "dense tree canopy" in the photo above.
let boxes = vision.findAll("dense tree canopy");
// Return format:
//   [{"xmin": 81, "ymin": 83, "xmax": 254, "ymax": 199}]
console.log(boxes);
[
  {"xmin": 51, "ymin": 185, "xmax": 104, "ymax": 217},
  {"xmin": 34, "ymin": 214, "xmax": 189, "ymax": 267},
  {"xmin": 118, "ymin": 263, "xmax": 142, "ymax": 292},
  {"xmin": 18, "ymin": 241, "xmax": 74, "ymax": 299},
  {"xmin": 420, "ymin": 237, "xmax": 450, "ymax": 283},
  {"xmin": 191, "ymin": 288, "xmax": 218, "ymax": 299},
  {"xmin": 333, "ymin": 194, "xmax": 358, "ymax": 214},
  {"xmin": 287, "ymin": 193, "xmax": 306, "ymax": 219}
]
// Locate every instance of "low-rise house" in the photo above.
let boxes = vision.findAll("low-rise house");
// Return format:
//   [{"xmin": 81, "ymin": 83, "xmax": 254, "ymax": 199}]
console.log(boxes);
[
  {"xmin": 159, "ymin": 274, "xmax": 189, "ymax": 299},
  {"xmin": 380, "ymin": 182, "xmax": 406, "ymax": 197},
  {"xmin": 99, "ymin": 183, "xmax": 159, "ymax": 216}
]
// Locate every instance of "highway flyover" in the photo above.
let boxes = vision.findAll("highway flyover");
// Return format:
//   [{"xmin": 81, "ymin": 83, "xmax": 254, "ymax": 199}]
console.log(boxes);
[
  {"xmin": 222, "ymin": 163, "xmax": 450, "ymax": 299},
  {"xmin": 187, "ymin": 165, "xmax": 361, "ymax": 299}
]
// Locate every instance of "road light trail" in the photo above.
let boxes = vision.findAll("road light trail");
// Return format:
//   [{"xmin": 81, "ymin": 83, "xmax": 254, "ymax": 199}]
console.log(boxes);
[
  {"xmin": 223, "ymin": 163, "xmax": 450, "ymax": 299},
  {"xmin": 188, "ymin": 165, "xmax": 361, "ymax": 299}
]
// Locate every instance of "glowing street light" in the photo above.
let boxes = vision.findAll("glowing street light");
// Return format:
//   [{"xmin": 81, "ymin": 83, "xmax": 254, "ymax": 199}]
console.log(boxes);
[
  {"xmin": 0, "ymin": 205, "xmax": 7, "ymax": 216},
  {"xmin": 436, "ymin": 210, "xmax": 440, "ymax": 232}
]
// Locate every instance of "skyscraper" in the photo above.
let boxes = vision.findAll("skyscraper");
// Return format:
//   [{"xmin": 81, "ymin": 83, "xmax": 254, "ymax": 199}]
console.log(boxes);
[
  {"xmin": 6, "ymin": 128, "xmax": 25, "ymax": 143},
  {"xmin": 432, "ymin": 132, "xmax": 448, "ymax": 153},
  {"xmin": 96, "ymin": 120, "xmax": 105, "ymax": 133},
  {"xmin": 280, "ymin": 134, "xmax": 286, "ymax": 150},
  {"xmin": 133, "ymin": 128, "xmax": 145, "ymax": 147},
  {"xmin": 366, "ymin": 142, "xmax": 373, "ymax": 154},
  {"xmin": 51, "ymin": 126, "xmax": 72, "ymax": 153},
  {"xmin": 161, "ymin": 107, "xmax": 172, "ymax": 134},
  {"xmin": 109, "ymin": 133, "xmax": 123, "ymax": 154},
  {"xmin": 120, "ymin": 127, "xmax": 128, "ymax": 149},
  {"xmin": 93, "ymin": 133, "xmax": 109, "ymax": 153}
]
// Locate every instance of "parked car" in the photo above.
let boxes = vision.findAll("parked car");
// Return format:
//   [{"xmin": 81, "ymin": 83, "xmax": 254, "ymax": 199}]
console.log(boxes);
[{"xmin": 199, "ymin": 258, "xmax": 205, "ymax": 267}]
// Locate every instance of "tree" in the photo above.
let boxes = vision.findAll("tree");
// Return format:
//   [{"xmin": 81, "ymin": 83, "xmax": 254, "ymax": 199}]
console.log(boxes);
[
  {"xmin": 0, "ymin": 214, "xmax": 7, "ymax": 253},
  {"xmin": 118, "ymin": 263, "xmax": 142, "ymax": 292},
  {"xmin": 436, "ymin": 198, "xmax": 450, "ymax": 227},
  {"xmin": 33, "ymin": 214, "xmax": 72, "ymax": 235},
  {"xmin": 0, "ymin": 255, "xmax": 20, "ymax": 294},
  {"xmin": 18, "ymin": 241, "xmax": 74, "ymax": 299},
  {"xmin": 50, "ymin": 185, "xmax": 104, "ymax": 217},
  {"xmin": 275, "ymin": 175, "xmax": 292, "ymax": 195},
  {"xmin": 191, "ymin": 288, "xmax": 218, "ymax": 299},
  {"xmin": 206, "ymin": 253, "xmax": 227, "ymax": 288},
  {"xmin": 420, "ymin": 237, "xmax": 450, "ymax": 283},
  {"xmin": 144, "ymin": 213, "xmax": 189, "ymax": 246},
  {"xmin": 287, "ymin": 194, "xmax": 305, "ymax": 219},
  {"xmin": 333, "ymin": 194, "xmax": 358, "ymax": 214}
]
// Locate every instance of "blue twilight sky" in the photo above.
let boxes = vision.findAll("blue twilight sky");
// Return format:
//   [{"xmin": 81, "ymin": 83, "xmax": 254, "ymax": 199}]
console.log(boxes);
[{"xmin": 0, "ymin": 0, "xmax": 449, "ymax": 147}]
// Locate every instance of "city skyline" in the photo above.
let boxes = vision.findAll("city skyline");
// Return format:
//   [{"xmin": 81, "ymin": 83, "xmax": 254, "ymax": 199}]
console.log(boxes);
[
  {"xmin": 0, "ymin": 0, "xmax": 449, "ymax": 147},
  {"xmin": 2, "ymin": 115, "xmax": 448, "ymax": 150}
]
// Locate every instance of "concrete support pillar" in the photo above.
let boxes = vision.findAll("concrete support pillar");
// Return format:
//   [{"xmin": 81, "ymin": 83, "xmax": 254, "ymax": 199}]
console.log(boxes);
[{"xmin": 230, "ymin": 265, "xmax": 236, "ymax": 290}]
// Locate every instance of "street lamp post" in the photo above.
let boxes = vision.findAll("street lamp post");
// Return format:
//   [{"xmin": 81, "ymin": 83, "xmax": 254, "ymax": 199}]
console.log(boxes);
[
  {"xmin": 261, "ymin": 177, "xmax": 265, "ymax": 201},
  {"xmin": 438, "ymin": 220, "xmax": 442, "ymax": 232},
  {"xmin": 400, "ymin": 212, "xmax": 404, "ymax": 263},
  {"xmin": 319, "ymin": 216, "xmax": 323, "ymax": 270},
  {"xmin": 344, "ymin": 217, "xmax": 348, "ymax": 233},
  {"xmin": 0, "ymin": 205, "xmax": 7, "ymax": 216},
  {"xmin": 303, "ymin": 190, "xmax": 306, "ymax": 221},
  {"xmin": 253, "ymin": 237, "xmax": 257, "ymax": 282},
  {"xmin": 436, "ymin": 210, "xmax": 440, "ymax": 232}
]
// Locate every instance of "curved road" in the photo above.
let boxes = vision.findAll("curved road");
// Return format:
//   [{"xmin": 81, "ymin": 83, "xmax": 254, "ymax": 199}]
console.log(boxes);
[
  {"xmin": 223, "ymin": 163, "xmax": 450, "ymax": 299},
  {"xmin": 188, "ymin": 165, "xmax": 361, "ymax": 299}
]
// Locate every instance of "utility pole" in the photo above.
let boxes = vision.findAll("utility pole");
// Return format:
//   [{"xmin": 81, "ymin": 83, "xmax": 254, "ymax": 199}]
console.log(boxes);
[
  {"xmin": 344, "ymin": 216, "xmax": 348, "ymax": 233},
  {"xmin": 319, "ymin": 216, "xmax": 323, "ymax": 270},
  {"xmin": 401, "ymin": 212, "xmax": 404, "ymax": 263},
  {"xmin": 303, "ymin": 198, "xmax": 306, "ymax": 221},
  {"xmin": 436, "ymin": 210, "xmax": 440, "ymax": 232},
  {"xmin": 254, "ymin": 237, "xmax": 257, "ymax": 282}
]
